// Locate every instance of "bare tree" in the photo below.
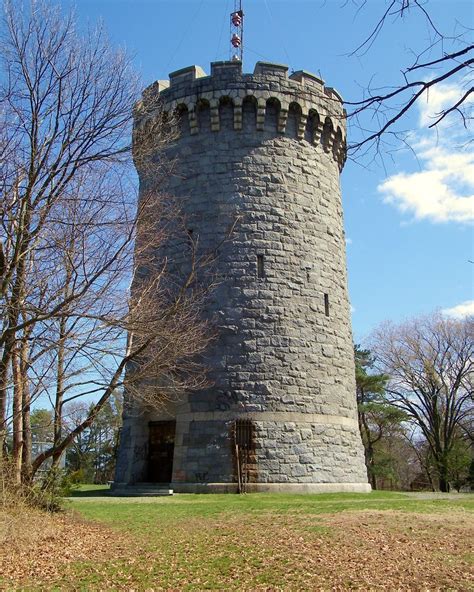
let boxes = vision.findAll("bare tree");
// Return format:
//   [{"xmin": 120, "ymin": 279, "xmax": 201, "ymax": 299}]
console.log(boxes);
[
  {"xmin": 343, "ymin": 0, "xmax": 473, "ymax": 157},
  {"xmin": 0, "ymin": 1, "xmax": 215, "ymax": 484},
  {"xmin": 371, "ymin": 312, "xmax": 473, "ymax": 492}
]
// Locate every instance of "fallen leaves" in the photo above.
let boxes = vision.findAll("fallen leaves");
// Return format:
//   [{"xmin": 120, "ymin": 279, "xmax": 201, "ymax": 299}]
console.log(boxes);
[
  {"xmin": 0, "ymin": 507, "xmax": 130, "ymax": 589},
  {"xmin": 1, "ymin": 504, "xmax": 473, "ymax": 590}
]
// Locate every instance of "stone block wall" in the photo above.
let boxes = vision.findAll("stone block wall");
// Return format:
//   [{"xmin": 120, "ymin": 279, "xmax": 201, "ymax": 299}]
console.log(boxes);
[{"xmin": 114, "ymin": 61, "xmax": 369, "ymax": 493}]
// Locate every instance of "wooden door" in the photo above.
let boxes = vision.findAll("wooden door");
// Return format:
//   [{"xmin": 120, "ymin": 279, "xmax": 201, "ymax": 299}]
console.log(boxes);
[{"xmin": 148, "ymin": 421, "xmax": 175, "ymax": 483}]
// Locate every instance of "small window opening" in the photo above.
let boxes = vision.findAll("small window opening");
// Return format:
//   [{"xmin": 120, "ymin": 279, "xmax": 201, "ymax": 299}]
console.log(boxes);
[
  {"xmin": 186, "ymin": 228, "xmax": 194, "ymax": 246},
  {"xmin": 235, "ymin": 419, "xmax": 254, "ymax": 449},
  {"xmin": 257, "ymin": 254, "xmax": 265, "ymax": 278},
  {"xmin": 324, "ymin": 293, "xmax": 330, "ymax": 317}
]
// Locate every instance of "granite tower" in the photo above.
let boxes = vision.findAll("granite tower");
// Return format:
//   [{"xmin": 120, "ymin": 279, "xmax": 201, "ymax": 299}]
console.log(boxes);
[{"xmin": 113, "ymin": 61, "xmax": 370, "ymax": 493}]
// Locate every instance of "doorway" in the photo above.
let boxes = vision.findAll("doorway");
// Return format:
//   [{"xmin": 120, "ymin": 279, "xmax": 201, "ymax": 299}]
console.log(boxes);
[{"xmin": 148, "ymin": 421, "xmax": 176, "ymax": 483}]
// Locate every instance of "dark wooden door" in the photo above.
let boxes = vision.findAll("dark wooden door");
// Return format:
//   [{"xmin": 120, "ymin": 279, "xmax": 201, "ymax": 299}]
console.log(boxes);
[{"xmin": 148, "ymin": 421, "xmax": 176, "ymax": 483}]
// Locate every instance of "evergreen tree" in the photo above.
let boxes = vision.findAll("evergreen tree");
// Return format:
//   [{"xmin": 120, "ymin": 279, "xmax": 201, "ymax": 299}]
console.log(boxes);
[
  {"xmin": 355, "ymin": 345, "xmax": 406, "ymax": 489},
  {"xmin": 30, "ymin": 409, "xmax": 54, "ymax": 450},
  {"xmin": 66, "ymin": 396, "xmax": 122, "ymax": 483}
]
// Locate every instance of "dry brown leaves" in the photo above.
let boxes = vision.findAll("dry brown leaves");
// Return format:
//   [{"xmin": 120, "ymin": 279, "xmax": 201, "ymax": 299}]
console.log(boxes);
[
  {"xmin": 0, "ymin": 507, "xmax": 130, "ymax": 589},
  {"xmin": 155, "ymin": 510, "xmax": 473, "ymax": 591},
  {"xmin": 308, "ymin": 510, "xmax": 474, "ymax": 591},
  {"xmin": 0, "ymin": 507, "xmax": 472, "ymax": 591}
]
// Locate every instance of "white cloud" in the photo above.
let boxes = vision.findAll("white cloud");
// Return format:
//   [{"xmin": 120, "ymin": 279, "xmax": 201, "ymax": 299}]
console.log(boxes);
[
  {"xmin": 418, "ymin": 80, "xmax": 474, "ymax": 128},
  {"xmin": 350, "ymin": 304, "xmax": 356, "ymax": 314},
  {"xmin": 442, "ymin": 300, "xmax": 474, "ymax": 319},
  {"xmin": 378, "ymin": 79, "xmax": 474, "ymax": 224},
  {"xmin": 345, "ymin": 237, "xmax": 352, "ymax": 245},
  {"xmin": 379, "ymin": 145, "xmax": 474, "ymax": 223}
]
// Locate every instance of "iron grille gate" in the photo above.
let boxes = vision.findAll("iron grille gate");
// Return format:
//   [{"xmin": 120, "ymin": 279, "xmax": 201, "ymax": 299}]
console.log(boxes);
[{"xmin": 233, "ymin": 419, "xmax": 254, "ymax": 493}]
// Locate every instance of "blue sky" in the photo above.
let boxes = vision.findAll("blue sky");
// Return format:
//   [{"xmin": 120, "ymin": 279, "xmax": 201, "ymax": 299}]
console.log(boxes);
[{"xmin": 62, "ymin": 0, "xmax": 473, "ymax": 342}]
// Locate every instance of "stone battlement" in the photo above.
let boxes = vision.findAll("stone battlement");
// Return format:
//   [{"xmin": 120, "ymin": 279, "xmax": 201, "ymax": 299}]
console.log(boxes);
[{"xmin": 135, "ymin": 61, "xmax": 347, "ymax": 170}]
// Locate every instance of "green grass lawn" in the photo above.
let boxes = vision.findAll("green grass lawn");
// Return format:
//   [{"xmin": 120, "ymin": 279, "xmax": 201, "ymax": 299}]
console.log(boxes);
[
  {"xmin": 62, "ymin": 489, "xmax": 474, "ymax": 590},
  {"xmin": 6, "ymin": 489, "xmax": 473, "ymax": 590},
  {"xmin": 70, "ymin": 487, "xmax": 474, "ymax": 524}
]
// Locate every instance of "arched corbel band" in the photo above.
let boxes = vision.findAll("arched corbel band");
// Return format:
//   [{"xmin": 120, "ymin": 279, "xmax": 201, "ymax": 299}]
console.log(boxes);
[{"xmin": 157, "ymin": 91, "xmax": 347, "ymax": 170}]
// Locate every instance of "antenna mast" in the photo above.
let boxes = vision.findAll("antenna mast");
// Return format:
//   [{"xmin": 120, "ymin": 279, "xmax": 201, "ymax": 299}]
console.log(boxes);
[{"xmin": 230, "ymin": 1, "xmax": 244, "ymax": 62}]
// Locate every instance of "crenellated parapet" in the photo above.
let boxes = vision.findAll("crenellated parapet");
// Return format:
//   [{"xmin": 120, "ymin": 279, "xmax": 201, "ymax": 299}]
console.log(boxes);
[{"xmin": 135, "ymin": 61, "xmax": 347, "ymax": 171}]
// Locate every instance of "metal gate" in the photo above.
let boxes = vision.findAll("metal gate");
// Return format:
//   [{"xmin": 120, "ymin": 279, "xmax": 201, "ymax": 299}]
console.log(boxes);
[{"xmin": 233, "ymin": 419, "xmax": 255, "ymax": 493}]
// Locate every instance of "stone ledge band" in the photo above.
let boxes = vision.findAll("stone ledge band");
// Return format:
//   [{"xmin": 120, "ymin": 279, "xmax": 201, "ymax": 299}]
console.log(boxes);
[
  {"xmin": 172, "ymin": 482, "xmax": 372, "ymax": 493},
  {"xmin": 176, "ymin": 411, "xmax": 358, "ymax": 428}
]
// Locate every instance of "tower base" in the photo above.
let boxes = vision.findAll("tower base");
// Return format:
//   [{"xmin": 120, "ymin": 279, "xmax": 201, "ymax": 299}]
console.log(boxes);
[{"xmin": 171, "ymin": 482, "xmax": 372, "ymax": 494}]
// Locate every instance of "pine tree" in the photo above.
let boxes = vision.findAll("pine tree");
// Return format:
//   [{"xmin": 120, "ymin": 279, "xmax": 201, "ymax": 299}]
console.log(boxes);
[{"xmin": 355, "ymin": 345, "xmax": 406, "ymax": 489}]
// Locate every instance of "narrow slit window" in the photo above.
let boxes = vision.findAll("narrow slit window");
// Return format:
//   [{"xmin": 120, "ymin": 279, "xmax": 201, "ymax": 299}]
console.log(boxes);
[
  {"xmin": 324, "ymin": 293, "xmax": 330, "ymax": 317},
  {"xmin": 257, "ymin": 254, "xmax": 265, "ymax": 278},
  {"xmin": 186, "ymin": 228, "xmax": 194, "ymax": 247}
]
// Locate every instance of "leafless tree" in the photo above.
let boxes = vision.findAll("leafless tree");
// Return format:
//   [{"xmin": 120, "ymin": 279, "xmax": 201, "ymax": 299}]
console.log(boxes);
[
  {"xmin": 342, "ymin": 0, "xmax": 473, "ymax": 158},
  {"xmin": 0, "ymin": 1, "xmax": 215, "ymax": 484},
  {"xmin": 370, "ymin": 312, "xmax": 473, "ymax": 492}
]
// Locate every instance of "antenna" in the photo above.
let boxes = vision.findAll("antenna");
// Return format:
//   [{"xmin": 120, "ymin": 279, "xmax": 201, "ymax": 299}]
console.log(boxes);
[{"xmin": 230, "ymin": 1, "xmax": 244, "ymax": 63}]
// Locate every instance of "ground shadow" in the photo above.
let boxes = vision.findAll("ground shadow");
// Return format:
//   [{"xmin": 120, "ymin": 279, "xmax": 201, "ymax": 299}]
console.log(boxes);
[{"xmin": 70, "ymin": 485, "xmax": 111, "ymax": 497}]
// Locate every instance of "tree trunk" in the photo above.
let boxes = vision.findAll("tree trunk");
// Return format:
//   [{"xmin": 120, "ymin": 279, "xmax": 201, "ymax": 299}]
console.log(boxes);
[
  {"xmin": 438, "ymin": 460, "xmax": 450, "ymax": 493},
  {"xmin": 359, "ymin": 409, "xmax": 377, "ymax": 490},
  {"xmin": 0, "ymin": 344, "xmax": 13, "ymax": 450},
  {"xmin": 427, "ymin": 469, "xmax": 436, "ymax": 492},
  {"xmin": 0, "ymin": 235, "xmax": 29, "ymax": 451},
  {"xmin": 370, "ymin": 466, "xmax": 377, "ymax": 490},
  {"xmin": 51, "ymin": 263, "xmax": 73, "ymax": 471},
  {"xmin": 21, "ymin": 335, "xmax": 32, "ymax": 483},
  {"xmin": 11, "ymin": 345, "xmax": 23, "ymax": 483},
  {"xmin": 52, "ymin": 332, "xmax": 65, "ymax": 469},
  {"xmin": 367, "ymin": 443, "xmax": 377, "ymax": 490}
]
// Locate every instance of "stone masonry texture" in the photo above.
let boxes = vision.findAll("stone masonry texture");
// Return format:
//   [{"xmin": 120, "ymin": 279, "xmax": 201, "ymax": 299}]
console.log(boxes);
[{"xmin": 114, "ymin": 61, "xmax": 370, "ymax": 493}]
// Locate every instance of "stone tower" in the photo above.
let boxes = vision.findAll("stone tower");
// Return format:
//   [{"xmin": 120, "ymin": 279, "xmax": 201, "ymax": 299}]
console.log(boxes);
[{"xmin": 114, "ymin": 61, "xmax": 370, "ymax": 493}]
